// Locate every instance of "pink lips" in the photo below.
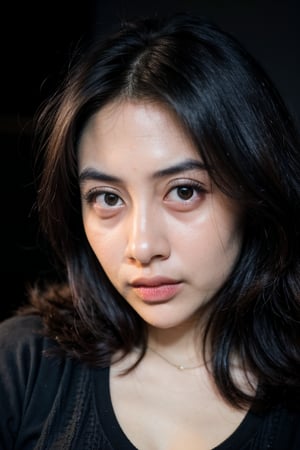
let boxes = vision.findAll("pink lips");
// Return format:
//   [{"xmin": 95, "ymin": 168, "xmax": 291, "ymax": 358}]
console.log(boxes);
[{"xmin": 130, "ymin": 277, "xmax": 182, "ymax": 302}]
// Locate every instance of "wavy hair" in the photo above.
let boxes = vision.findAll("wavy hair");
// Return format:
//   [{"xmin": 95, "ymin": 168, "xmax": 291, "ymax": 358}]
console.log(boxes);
[{"xmin": 26, "ymin": 12, "xmax": 300, "ymax": 410}]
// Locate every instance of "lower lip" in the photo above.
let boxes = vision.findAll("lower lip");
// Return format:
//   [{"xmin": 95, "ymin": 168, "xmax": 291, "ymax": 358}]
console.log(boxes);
[{"xmin": 132, "ymin": 283, "xmax": 182, "ymax": 302}]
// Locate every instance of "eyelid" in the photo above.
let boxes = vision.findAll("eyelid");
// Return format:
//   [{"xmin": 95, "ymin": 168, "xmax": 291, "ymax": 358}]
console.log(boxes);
[
  {"xmin": 163, "ymin": 178, "xmax": 209, "ymax": 209},
  {"xmin": 82, "ymin": 186, "xmax": 122, "ymax": 204},
  {"xmin": 166, "ymin": 178, "xmax": 208, "ymax": 192}
]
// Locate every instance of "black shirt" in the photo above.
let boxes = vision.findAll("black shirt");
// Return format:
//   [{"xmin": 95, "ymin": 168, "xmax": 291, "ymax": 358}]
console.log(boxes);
[{"xmin": 0, "ymin": 315, "xmax": 299, "ymax": 449}]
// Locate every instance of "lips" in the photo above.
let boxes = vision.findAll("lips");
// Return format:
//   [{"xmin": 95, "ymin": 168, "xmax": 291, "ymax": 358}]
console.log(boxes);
[{"xmin": 130, "ymin": 277, "xmax": 182, "ymax": 302}]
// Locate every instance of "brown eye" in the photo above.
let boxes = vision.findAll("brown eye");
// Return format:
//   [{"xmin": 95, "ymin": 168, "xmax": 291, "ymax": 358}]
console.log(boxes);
[
  {"xmin": 177, "ymin": 186, "xmax": 194, "ymax": 200},
  {"xmin": 83, "ymin": 188, "xmax": 124, "ymax": 210},
  {"xmin": 102, "ymin": 193, "xmax": 120, "ymax": 206},
  {"xmin": 164, "ymin": 181, "xmax": 206, "ymax": 209}
]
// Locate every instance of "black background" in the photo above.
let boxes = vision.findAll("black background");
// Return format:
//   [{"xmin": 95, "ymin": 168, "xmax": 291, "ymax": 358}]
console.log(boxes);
[{"xmin": 1, "ymin": 0, "xmax": 299, "ymax": 320}]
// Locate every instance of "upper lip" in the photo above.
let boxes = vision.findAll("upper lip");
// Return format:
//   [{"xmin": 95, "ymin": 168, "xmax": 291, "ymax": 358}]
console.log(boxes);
[{"xmin": 130, "ymin": 276, "xmax": 180, "ymax": 287}]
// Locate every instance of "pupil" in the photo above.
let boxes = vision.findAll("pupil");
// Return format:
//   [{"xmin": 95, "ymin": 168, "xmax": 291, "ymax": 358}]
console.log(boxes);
[
  {"xmin": 178, "ymin": 186, "xmax": 193, "ymax": 200},
  {"xmin": 105, "ymin": 193, "xmax": 118, "ymax": 205}
]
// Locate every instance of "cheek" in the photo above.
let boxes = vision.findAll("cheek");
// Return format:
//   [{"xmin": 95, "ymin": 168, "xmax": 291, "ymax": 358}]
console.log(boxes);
[
  {"xmin": 178, "ymin": 217, "xmax": 242, "ymax": 277},
  {"xmin": 83, "ymin": 217, "xmax": 121, "ymax": 271}
]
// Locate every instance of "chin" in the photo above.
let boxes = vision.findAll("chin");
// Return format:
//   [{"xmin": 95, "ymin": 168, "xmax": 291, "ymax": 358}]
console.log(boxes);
[{"xmin": 142, "ymin": 314, "xmax": 195, "ymax": 330}]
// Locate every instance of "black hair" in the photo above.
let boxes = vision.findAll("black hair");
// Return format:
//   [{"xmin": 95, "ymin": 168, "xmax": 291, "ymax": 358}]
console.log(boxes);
[{"xmin": 26, "ymin": 12, "xmax": 300, "ymax": 411}]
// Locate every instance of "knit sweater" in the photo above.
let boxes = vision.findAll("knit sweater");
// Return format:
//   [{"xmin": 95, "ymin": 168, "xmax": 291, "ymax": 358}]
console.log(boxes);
[{"xmin": 0, "ymin": 315, "xmax": 299, "ymax": 449}]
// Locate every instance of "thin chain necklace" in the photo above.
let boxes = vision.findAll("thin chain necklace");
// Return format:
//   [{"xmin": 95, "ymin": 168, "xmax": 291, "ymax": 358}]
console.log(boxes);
[{"xmin": 148, "ymin": 346, "xmax": 203, "ymax": 371}]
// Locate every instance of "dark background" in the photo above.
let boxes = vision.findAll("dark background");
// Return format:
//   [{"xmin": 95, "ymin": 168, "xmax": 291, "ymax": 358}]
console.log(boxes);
[{"xmin": 1, "ymin": 0, "xmax": 299, "ymax": 320}]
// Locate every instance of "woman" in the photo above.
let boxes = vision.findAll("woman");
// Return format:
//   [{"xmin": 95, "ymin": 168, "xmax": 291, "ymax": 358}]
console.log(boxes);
[{"xmin": 0, "ymin": 12, "xmax": 299, "ymax": 450}]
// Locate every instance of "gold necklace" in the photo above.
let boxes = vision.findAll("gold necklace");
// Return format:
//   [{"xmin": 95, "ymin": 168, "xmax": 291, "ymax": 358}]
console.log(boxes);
[{"xmin": 148, "ymin": 346, "xmax": 203, "ymax": 371}]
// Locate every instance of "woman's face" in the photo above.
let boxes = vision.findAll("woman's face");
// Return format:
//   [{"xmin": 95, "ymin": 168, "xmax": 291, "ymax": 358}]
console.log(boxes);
[{"xmin": 78, "ymin": 100, "xmax": 242, "ymax": 330}]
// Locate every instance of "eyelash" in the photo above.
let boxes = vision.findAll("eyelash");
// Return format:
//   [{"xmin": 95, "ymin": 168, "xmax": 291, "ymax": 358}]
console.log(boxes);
[
  {"xmin": 166, "ymin": 180, "xmax": 207, "ymax": 201},
  {"xmin": 83, "ymin": 188, "xmax": 123, "ymax": 207},
  {"xmin": 83, "ymin": 180, "xmax": 207, "ymax": 208}
]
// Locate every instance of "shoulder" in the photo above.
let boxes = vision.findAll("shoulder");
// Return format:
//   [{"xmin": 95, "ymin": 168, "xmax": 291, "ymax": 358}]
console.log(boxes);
[
  {"xmin": 0, "ymin": 314, "xmax": 58, "ymax": 389},
  {"xmin": 268, "ymin": 403, "xmax": 300, "ymax": 449},
  {"xmin": 0, "ymin": 314, "xmax": 102, "ymax": 448},
  {"xmin": 0, "ymin": 313, "xmax": 71, "ymax": 399},
  {"xmin": 0, "ymin": 313, "xmax": 44, "ymax": 338},
  {"xmin": 0, "ymin": 313, "xmax": 96, "ymax": 388},
  {"xmin": 0, "ymin": 313, "xmax": 48, "ymax": 355}
]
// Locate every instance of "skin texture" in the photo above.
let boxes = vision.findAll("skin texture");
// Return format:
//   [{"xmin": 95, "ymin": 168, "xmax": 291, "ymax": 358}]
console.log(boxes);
[
  {"xmin": 78, "ymin": 100, "xmax": 247, "ymax": 449},
  {"xmin": 78, "ymin": 100, "xmax": 242, "ymax": 335}
]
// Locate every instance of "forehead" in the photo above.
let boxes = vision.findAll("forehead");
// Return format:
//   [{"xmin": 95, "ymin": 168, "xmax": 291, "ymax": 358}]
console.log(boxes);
[{"xmin": 77, "ymin": 99, "xmax": 201, "ymax": 170}]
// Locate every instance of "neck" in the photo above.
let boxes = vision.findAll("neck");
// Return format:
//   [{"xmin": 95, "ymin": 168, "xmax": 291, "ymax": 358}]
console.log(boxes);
[{"xmin": 147, "ymin": 320, "xmax": 205, "ymax": 366}]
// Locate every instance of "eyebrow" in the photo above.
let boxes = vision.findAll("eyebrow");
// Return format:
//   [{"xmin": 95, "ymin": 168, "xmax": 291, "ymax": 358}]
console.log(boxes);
[
  {"xmin": 153, "ymin": 159, "xmax": 207, "ymax": 178},
  {"xmin": 78, "ymin": 159, "xmax": 208, "ymax": 185}
]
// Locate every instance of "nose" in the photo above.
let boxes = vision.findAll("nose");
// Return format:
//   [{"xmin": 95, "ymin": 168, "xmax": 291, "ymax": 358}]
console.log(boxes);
[{"xmin": 125, "ymin": 204, "xmax": 170, "ymax": 265}]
